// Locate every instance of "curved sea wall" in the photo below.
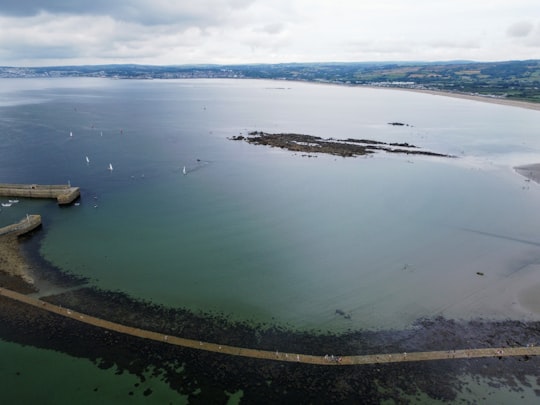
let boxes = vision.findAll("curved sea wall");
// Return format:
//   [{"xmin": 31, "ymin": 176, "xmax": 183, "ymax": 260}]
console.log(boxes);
[{"xmin": 0, "ymin": 215, "xmax": 42, "ymax": 237}]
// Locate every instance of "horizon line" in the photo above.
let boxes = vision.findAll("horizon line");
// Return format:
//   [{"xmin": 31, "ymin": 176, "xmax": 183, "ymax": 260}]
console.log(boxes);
[{"xmin": 2, "ymin": 59, "xmax": 540, "ymax": 69}]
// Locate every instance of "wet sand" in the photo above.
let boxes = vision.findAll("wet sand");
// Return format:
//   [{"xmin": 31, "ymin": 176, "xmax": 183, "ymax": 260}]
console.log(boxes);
[
  {"xmin": 426, "ymin": 92, "xmax": 540, "ymax": 320},
  {"xmin": 520, "ymin": 286, "xmax": 540, "ymax": 314},
  {"xmin": 517, "ymin": 265, "xmax": 540, "ymax": 315}
]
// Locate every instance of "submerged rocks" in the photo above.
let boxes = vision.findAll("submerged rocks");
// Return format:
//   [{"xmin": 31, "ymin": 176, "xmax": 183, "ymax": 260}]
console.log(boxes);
[
  {"xmin": 388, "ymin": 122, "xmax": 411, "ymax": 126},
  {"xmin": 1, "ymin": 286, "xmax": 539, "ymax": 403},
  {"xmin": 231, "ymin": 131, "xmax": 453, "ymax": 158}
]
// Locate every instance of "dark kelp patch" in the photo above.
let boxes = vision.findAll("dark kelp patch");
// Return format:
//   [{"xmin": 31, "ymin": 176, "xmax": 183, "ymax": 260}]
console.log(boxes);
[{"xmin": 0, "ymin": 287, "xmax": 539, "ymax": 403}]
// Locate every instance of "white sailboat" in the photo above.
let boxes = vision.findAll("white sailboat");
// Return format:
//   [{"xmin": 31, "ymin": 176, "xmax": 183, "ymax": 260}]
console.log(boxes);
[
  {"xmin": 70, "ymin": 131, "xmax": 73, "ymax": 137},
  {"xmin": 182, "ymin": 166, "xmax": 187, "ymax": 175},
  {"xmin": 85, "ymin": 156, "xmax": 90, "ymax": 164},
  {"xmin": 108, "ymin": 163, "xmax": 113, "ymax": 171}
]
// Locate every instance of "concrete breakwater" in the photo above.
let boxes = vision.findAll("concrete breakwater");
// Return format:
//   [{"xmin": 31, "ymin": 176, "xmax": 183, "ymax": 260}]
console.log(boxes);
[
  {"xmin": 0, "ymin": 215, "xmax": 42, "ymax": 237},
  {"xmin": 0, "ymin": 183, "xmax": 80, "ymax": 205}
]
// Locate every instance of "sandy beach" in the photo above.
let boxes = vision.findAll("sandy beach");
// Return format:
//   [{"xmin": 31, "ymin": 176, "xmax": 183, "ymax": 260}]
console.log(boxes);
[
  {"xmin": 374, "ymin": 86, "xmax": 540, "ymax": 112},
  {"xmin": 419, "ymin": 90, "xmax": 540, "ymax": 111}
]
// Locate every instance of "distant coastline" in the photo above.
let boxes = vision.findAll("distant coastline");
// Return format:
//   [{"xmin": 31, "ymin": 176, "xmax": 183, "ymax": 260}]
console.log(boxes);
[{"xmin": 2, "ymin": 60, "xmax": 539, "ymax": 106}]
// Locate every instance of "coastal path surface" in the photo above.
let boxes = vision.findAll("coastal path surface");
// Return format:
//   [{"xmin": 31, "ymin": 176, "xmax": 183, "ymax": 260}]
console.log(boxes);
[{"xmin": 1, "ymin": 287, "xmax": 540, "ymax": 366}]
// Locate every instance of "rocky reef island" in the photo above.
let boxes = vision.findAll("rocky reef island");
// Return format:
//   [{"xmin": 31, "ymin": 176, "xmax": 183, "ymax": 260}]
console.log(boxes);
[{"xmin": 231, "ymin": 130, "xmax": 453, "ymax": 158}]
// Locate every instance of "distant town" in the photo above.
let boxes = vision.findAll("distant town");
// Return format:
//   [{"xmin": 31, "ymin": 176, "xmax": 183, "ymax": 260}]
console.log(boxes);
[{"xmin": 1, "ymin": 60, "xmax": 539, "ymax": 103}]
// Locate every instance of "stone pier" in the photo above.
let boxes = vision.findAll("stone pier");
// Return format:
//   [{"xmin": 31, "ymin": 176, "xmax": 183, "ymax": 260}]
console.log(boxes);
[
  {"xmin": 0, "ymin": 183, "xmax": 80, "ymax": 205},
  {"xmin": 0, "ymin": 215, "xmax": 42, "ymax": 237}
]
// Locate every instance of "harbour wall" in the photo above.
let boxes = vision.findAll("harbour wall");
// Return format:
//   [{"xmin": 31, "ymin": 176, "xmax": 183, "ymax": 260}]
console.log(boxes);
[
  {"xmin": 0, "ymin": 215, "xmax": 42, "ymax": 237},
  {"xmin": 0, "ymin": 183, "xmax": 80, "ymax": 205}
]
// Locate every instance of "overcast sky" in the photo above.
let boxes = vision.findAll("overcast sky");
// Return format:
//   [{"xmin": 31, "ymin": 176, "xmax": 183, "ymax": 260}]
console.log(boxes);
[{"xmin": 0, "ymin": 0, "xmax": 538, "ymax": 66}]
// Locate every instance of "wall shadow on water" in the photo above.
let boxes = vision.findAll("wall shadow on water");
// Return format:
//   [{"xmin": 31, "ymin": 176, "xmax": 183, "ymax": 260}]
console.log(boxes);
[{"xmin": 0, "ymin": 280, "xmax": 539, "ymax": 404}]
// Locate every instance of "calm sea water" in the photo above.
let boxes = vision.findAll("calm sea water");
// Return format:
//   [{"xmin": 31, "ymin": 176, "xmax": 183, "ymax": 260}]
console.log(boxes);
[{"xmin": 1, "ymin": 78, "xmax": 540, "ymax": 402}]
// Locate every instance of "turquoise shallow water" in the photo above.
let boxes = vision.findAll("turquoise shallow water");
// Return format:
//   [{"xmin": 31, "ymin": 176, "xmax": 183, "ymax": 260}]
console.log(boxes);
[
  {"xmin": 1, "ymin": 78, "xmax": 540, "ymax": 402},
  {"xmin": 1, "ymin": 79, "xmax": 540, "ymax": 331}
]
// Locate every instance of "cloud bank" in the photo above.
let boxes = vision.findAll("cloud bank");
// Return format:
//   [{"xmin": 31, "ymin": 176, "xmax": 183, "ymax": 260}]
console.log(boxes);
[{"xmin": 0, "ymin": 1, "xmax": 538, "ymax": 66}]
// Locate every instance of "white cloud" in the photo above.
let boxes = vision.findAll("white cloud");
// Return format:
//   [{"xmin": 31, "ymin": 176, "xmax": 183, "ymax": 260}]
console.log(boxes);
[
  {"xmin": 507, "ymin": 21, "xmax": 535, "ymax": 38},
  {"xmin": 0, "ymin": 1, "xmax": 538, "ymax": 66},
  {"xmin": 505, "ymin": 20, "xmax": 540, "ymax": 51}
]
